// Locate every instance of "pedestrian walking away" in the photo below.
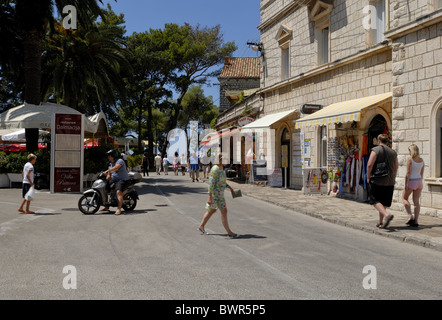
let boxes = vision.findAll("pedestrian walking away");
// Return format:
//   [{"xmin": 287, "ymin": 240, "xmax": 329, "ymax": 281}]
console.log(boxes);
[
  {"xmin": 154, "ymin": 153, "xmax": 162, "ymax": 175},
  {"xmin": 189, "ymin": 153, "xmax": 199, "ymax": 182},
  {"xmin": 142, "ymin": 152, "xmax": 149, "ymax": 176},
  {"xmin": 18, "ymin": 153, "xmax": 37, "ymax": 214},
  {"xmin": 163, "ymin": 155, "xmax": 169, "ymax": 175},
  {"xmin": 402, "ymin": 144, "xmax": 424, "ymax": 227},
  {"xmin": 367, "ymin": 134, "xmax": 398, "ymax": 228},
  {"xmin": 173, "ymin": 152, "xmax": 180, "ymax": 176},
  {"xmin": 198, "ymin": 154, "xmax": 238, "ymax": 238},
  {"xmin": 180, "ymin": 153, "xmax": 187, "ymax": 176}
]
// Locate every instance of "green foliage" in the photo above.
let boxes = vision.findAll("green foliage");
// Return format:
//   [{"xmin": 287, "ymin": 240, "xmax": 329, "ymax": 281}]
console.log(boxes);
[
  {"xmin": 127, "ymin": 154, "xmax": 142, "ymax": 169},
  {"xmin": 0, "ymin": 152, "xmax": 27, "ymax": 174}
]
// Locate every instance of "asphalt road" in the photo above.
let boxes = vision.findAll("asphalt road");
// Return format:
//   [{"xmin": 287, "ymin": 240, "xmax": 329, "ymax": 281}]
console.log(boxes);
[{"xmin": 0, "ymin": 174, "xmax": 441, "ymax": 300}]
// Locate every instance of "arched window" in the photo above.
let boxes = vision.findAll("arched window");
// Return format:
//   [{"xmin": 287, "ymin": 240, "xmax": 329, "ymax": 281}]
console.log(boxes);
[{"xmin": 430, "ymin": 96, "xmax": 442, "ymax": 178}]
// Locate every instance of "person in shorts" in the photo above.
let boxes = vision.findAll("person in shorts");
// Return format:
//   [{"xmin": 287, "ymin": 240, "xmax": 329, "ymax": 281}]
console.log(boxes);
[
  {"xmin": 154, "ymin": 153, "xmax": 162, "ymax": 175},
  {"xmin": 367, "ymin": 134, "xmax": 398, "ymax": 228},
  {"xmin": 101, "ymin": 150, "xmax": 128, "ymax": 215},
  {"xmin": 18, "ymin": 154, "xmax": 37, "ymax": 214},
  {"xmin": 402, "ymin": 144, "xmax": 424, "ymax": 227}
]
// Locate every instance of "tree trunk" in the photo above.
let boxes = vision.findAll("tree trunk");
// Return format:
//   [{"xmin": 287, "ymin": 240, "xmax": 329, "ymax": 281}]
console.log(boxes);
[
  {"xmin": 146, "ymin": 102, "xmax": 154, "ymax": 167},
  {"xmin": 23, "ymin": 29, "xmax": 43, "ymax": 153}
]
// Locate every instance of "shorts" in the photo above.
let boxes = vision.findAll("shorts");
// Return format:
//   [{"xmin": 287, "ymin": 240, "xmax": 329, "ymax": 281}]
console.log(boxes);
[
  {"xmin": 22, "ymin": 183, "xmax": 31, "ymax": 199},
  {"xmin": 173, "ymin": 164, "xmax": 179, "ymax": 169},
  {"xmin": 369, "ymin": 183, "xmax": 394, "ymax": 207},
  {"xmin": 108, "ymin": 178, "xmax": 127, "ymax": 192},
  {"xmin": 190, "ymin": 164, "xmax": 199, "ymax": 171},
  {"xmin": 408, "ymin": 179, "xmax": 423, "ymax": 190}
]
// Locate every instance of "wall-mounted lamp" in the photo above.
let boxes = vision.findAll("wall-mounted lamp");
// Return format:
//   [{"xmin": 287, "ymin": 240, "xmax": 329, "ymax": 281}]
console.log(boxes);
[{"xmin": 247, "ymin": 41, "xmax": 263, "ymax": 53}]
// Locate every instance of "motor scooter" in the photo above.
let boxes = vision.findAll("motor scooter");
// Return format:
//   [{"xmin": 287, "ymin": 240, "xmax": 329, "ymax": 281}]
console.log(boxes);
[{"xmin": 78, "ymin": 171, "xmax": 141, "ymax": 214}]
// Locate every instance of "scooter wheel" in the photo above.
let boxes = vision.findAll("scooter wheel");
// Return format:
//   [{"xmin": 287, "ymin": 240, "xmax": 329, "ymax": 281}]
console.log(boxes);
[
  {"xmin": 122, "ymin": 194, "xmax": 137, "ymax": 212},
  {"xmin": 78, "ymin": 194, "xmax": 100, "ymax": 214}
]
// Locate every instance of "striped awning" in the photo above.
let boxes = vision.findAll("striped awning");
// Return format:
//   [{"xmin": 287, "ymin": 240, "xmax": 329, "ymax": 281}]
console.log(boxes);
[{"xmin": 295, "ymin": 92, "xmax": 392, "ymax": 129}]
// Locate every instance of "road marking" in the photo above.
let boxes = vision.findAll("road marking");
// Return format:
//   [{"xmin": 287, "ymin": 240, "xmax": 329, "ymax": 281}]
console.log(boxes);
[
  {"xmin": 0, "ymin": 215, "xmax": 41, "ymax": 236},
  {"xmin": 0, "ymin": 202, "xmax": 55, "ymax": 236},
  {"xmin": 231, "ymin": 245, "xmax": 328, "ymax": 299}
]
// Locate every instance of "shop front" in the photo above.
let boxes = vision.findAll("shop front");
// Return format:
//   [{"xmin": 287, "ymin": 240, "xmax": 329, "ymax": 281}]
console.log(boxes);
[
  {"xmin": 294, "ymin": 92, "xmax": 392, "ymax": 200},
  {"xmin": 241, "ymin": 109, "xmax": 298, "ymax": 187}
]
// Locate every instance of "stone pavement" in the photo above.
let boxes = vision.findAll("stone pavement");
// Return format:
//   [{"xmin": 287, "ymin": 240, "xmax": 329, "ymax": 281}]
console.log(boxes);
[{"xmin": 225, "ymin": 179, "xmax": 442, "ymax": 252}]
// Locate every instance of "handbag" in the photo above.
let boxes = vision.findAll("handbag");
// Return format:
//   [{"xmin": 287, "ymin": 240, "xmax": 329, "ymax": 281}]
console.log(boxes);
[{"xmin": 370, "ymin": 146, "xmax": 389, "ymax": 179}]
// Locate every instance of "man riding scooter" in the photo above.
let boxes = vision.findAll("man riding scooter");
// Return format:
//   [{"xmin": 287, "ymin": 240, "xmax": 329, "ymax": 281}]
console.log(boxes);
[{"xmin": 101, "ymin": 149, "xmax": 128, "ymax": 215}]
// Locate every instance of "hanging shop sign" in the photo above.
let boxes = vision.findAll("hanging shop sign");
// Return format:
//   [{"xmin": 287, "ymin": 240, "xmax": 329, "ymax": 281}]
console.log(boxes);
[
  {"xmin": 238, "ymin": 116, "xmax": 255, "ymax": 127},
  {"xmin": 300, "ymin": 104, "xmax": 323, "ymax": 114}
]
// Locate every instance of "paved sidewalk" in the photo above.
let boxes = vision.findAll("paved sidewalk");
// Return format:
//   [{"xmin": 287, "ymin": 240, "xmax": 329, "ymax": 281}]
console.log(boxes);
[{"xmin": 226, "ymin": 179, "xmax": 442, "ymax": 252}]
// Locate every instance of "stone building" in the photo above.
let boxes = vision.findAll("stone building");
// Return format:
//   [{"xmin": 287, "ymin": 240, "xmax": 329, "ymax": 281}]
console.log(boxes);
[
  {"xmin": 218, "ymin": 57, "xmax": 260, "ymax": 113},
  {"xmin": 243, "ymin": 0, "xmax": 441, "ymax": 215},
  {"xmin": 384, "ymin": 0, "xmax": 442, "ymax": 215}
]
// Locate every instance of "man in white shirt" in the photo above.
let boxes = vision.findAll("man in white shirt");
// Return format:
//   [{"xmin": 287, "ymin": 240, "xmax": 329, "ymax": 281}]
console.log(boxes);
[
  {"xmin": 154, "ymin": 153, "xmax": 162, "ymax": 175},
  {"xmin": 189, "ymin": 153, "xmax": 200, "ymax": 182}
]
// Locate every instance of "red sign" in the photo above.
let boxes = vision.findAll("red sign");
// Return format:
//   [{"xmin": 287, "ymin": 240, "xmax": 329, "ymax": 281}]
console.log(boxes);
[
  {"xmin": 54, "ymin": 168, "xmax": 81, "ymax": 193},
  {"xmin": 55, "ymin": 114, "xmax": 82, "ymax": 134}
]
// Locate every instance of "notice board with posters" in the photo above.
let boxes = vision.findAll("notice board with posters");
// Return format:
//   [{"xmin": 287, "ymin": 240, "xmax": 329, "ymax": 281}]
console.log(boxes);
[{"xmin": 51, "ymin": 113, "xmax": 84, "ymax": 193}]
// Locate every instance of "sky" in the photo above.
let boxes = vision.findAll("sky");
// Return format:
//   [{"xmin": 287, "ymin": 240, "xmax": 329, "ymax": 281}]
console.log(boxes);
[{"xmin": 103, "ymin": 0, "xmax": 262, "ymax": 107}]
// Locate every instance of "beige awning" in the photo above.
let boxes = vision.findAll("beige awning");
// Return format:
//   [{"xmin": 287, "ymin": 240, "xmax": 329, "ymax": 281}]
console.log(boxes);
[
  {"xmin": 295, "ymin": 92, "xmax": 392, "ymax": 129},
  {"xmin": 241, "ymin": 109, "xmax": 297, "ymax": 131}
]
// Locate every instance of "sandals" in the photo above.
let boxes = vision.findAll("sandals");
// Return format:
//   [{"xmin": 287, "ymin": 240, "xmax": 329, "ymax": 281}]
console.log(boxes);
[
  {"xmin": 376, "ymin": 214, "xmax": 394, "ymax": 229},
  {"xmin": 383, "ymin": 215, "xmax": 394, "ymax": 228},
  {"xmin": 197, "ymin": 227, "xmax": 206, "ymax": 235}
]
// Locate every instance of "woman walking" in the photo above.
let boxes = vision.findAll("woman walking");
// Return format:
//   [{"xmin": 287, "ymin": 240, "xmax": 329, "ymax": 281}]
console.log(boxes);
[
  {"xmin": 172, "ymin": 152, "xmax": 180, "ymax": 176},
  {"xmin": 403, "ymin": 144, "xmax": 424, "ymax": 227},
  {"xmin": 198, "ymin": 155, "xmax": 238, "ymax": 238}
]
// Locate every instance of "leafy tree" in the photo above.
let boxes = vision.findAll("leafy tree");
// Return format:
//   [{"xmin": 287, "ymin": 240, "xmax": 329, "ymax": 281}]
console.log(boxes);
[
  {"xmin": 179, "ymin": 85, "xmax": 219, "ymax": 129},
  {"xmin": 163, "ymin": 23, "xmax": 237, "ymax": 148}
]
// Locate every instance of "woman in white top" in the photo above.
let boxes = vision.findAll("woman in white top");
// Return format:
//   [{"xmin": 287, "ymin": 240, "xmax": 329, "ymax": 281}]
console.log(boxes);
[
  {"xmin": 403, "ymin": 144, "xmax": 424, "ymax": 227},
  {"xmin": 18, "ymin": 153, "xmax": 37, "ymax": 214}
]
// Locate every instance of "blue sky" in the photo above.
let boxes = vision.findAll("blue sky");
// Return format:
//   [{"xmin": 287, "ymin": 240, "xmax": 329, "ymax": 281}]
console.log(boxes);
[{"xmin": 104, "ymin": 0, "xmax": 261, "ymax": 106}]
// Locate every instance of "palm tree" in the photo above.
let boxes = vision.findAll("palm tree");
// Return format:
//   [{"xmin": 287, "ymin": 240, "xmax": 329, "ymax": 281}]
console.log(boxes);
[
  {"xmin": 12, "ymin": 0, "xmax": 105, "ymax": 152},
  {"xmin": 41, "ymin": 8, "xmax": 130, "ymax": 115}
]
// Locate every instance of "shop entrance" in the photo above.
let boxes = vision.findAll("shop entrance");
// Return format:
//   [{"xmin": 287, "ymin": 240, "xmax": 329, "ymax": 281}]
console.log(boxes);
[
  {"xmin": 281, "ymin": 128, "xmax": 290, "ymax": 187},
  {"xmin": 368, "ymin": 114, "xmax": 388, "ymax": 150}
]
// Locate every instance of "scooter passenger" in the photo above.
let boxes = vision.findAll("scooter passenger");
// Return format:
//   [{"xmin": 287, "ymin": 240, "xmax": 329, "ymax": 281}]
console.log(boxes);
[{"xmin": 101, "ymin": 149, "xmax": 128, "ymax": 215}]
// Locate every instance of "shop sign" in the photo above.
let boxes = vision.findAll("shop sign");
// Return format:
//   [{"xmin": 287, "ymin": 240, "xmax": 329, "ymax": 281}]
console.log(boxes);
[
  {"xmin": 300, "ymin": 104, "xmax": 323, "ymax": 114},
  {"xmin": 51, "ymin": 113, "xmax": 83, "ymax": 193},
  {"xmin": 238, "ymin": 117, "xmax": 254, "ymax": 127}
]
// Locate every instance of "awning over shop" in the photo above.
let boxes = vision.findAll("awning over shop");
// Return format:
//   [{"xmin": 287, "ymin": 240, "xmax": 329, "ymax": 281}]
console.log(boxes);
[
  {"xmin": 0, "ymin": 102, "xmax": 109, "ymax": 138},
  {"xmin": 294, "ymin": 92, "xmax": 392, "ymax": 129},
  {"xmin": 241, "ymin": 109, "xmax": 297, "ymax": 131}
]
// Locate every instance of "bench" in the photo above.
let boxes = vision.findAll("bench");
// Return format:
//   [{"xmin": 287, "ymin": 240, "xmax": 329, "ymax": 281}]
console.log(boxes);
[{"xmin": 7, "ymin": 173, "xmax": 23, "ymax": 188}]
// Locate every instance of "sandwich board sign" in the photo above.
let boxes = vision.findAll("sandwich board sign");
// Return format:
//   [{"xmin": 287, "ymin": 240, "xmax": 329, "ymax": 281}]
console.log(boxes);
[{"xmin": 51, "ymin": 113, "xmax": 84, "ymax": 193}]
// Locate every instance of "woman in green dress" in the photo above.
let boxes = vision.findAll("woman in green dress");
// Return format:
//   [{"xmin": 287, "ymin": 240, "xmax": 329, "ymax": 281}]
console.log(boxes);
[{"xmin": 198, "ymin": 155, "xmax": 238, "ymax": 238}]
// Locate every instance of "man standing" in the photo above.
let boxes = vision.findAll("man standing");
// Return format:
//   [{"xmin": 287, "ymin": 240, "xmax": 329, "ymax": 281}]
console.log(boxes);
[
  {"xmin": 367, "ymin": 134, "xmax": 398, "ymax": 228},
  {"xmin": 101, "ymin": 150, "xmax": 128, "ymax": 215},
  {"xmin": 154, "ymin": 153, "xmax": 162, "ymax": 175}
]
